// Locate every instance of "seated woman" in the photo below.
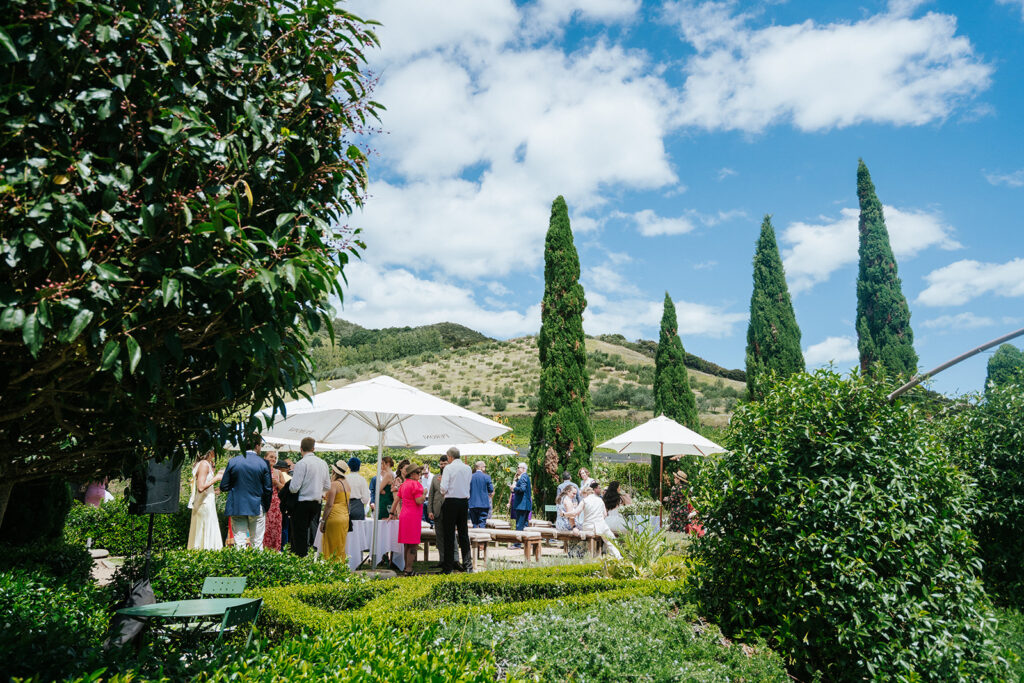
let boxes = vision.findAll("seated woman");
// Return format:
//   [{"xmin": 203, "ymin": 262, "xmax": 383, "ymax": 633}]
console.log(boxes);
[
  {"xmin": 602, "ymin": 480, "xmax": 632, "ymax": 534},
  {"xmin": 555, "ymin": 484, "xmax": 585, "ymax": 558}
]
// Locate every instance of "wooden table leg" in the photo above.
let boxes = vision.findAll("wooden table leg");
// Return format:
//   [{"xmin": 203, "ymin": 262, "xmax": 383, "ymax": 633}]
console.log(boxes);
[{"xmin": 532, "ymin": 540, "xmax": 541, "ymax": 561}]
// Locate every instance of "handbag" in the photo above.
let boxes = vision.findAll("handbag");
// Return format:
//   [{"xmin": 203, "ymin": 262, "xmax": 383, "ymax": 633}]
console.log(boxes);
[{"xmin": 278, "ymin": 480, "xmax": 296, "ymax": 516}]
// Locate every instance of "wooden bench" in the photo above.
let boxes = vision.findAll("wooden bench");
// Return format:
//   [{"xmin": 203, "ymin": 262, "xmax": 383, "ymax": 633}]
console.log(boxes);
[
  {"xmin": 525, "ymin": 526, "xmax": 604, "ymax": 556},
  {"xmin": 486, "ymin": 529, "xmax": 543, "ymax": 561},
  {"xmin": 486, "ymin": 518, "xmax": 511, "ymax": 529},
  {"xmin": 420, "ymin": 528, "xmax": 493, "ymax": 564}
]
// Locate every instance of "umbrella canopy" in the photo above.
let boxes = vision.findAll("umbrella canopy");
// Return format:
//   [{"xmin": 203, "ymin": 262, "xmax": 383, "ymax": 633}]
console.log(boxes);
[
  {"xmin": 224, "ymin": 437, "xmax": 369, "ymax": 453},
  {"xmin": 597, "ymin": 415, "xmax": 726, "ymax": 457},
  {"xmin": 259, "ymin": 375, "xmax": 509, "ymax": 447},
  {"xmin": 259, "ymin": 375, "xmax": 511, "ymax": 561},
  {"xmin": 416, "ymin": 441, "xmax": 518, "ymax": 457}
]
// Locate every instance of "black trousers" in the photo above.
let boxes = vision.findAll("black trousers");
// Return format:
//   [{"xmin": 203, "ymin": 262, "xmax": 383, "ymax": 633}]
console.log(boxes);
[
  {"xmin": 290, "ymin": 500, "xmax": 322, "ymax": 557},
  {"xmin": 442, "ymin": 497, "xmax": 471, "ymax": 571}
]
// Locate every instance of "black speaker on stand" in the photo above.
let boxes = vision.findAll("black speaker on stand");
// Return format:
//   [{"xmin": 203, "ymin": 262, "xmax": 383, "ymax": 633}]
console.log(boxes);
[{"xmin": 129, "ymin": 459, "xmax": 182, "ymax": 580}]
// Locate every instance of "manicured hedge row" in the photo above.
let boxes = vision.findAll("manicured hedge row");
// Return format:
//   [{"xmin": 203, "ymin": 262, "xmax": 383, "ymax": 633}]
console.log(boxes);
[
  {"xmin": 252, "ymin": 564, "xmax": 685, "ymax": 635},
  {"xmin": 109, "ymin": 548, "xmax": 356, "ymax": 603},
  {"xmin": 64, "ymin": 498, "xmax": 194, "ymax": 555},
  {"xmin": 0, "ymin": 541, "xmax": 93, "ymax": 587}
]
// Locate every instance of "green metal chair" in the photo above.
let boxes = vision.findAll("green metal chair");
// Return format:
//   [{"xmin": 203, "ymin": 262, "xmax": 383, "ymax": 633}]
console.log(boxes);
[
  {"xmin": 215, "ymin": 598, "xmax": 263, "ymax": 649},
  {"xmin": 201, "ymin": 576, "xmax": 247, "ymax": 597}
]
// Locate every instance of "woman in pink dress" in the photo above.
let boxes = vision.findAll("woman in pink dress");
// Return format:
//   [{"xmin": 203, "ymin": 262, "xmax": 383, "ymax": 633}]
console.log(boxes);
[
  {"xmin": 263, "ymin": 450, "xmax": 283, "ymax": 551},
  {"xmin": 397, "ymin": 465, "xmax": 426, "ymax": 576}
]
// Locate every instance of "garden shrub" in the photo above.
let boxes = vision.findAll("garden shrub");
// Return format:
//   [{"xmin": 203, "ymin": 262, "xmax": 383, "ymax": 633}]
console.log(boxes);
[
  {"xmin": 0, "ymin": 569, "xmax": 109, "ymax": 681},
  {"xmin": 253, "ymin": 564, "xmax": 684, "ymax": 634},
  {"xmin": 109, "ymin": 548, "xmax": 355, "ymax": 603},
  {"xmin": 64, "ymin": 498, "xmax": 193, "ymax": 555},
  {"xmin": 994, "ymin": 608, "xmax": 1024, "ymax": 681},
  {"xmin": 0, "ymin": 477, "xmax": 72, "ymax": 546},
  {"xmin": 691, "ymin": 370, "xmax": 1003, "ymax": 681},
  {"xmin": 943, "ymin": 382, "xmax": 1024, "ymax": 607},
  {"xmin": 0, "ymin": 541, "xmax": 93, "ymax": 587},
  {"xmin": 445, "ymin": 595, "xmax": 788, "ymax": 682}
]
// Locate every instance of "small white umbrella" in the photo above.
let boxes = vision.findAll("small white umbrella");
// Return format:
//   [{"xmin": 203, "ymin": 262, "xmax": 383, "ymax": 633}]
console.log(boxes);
[
  {"xmin": 416, "ymin": 441, "xmax": 517, "ymax": 457},
  {"xmin": 597, "ymin": 415, "xmax": 726, "ymax": 525},
  {"xmin": 259, "ymin": 375, "xmax": 511, "ymax": 561}
]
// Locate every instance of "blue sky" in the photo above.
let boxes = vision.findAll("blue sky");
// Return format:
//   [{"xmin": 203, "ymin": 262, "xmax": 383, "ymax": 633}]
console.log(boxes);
[{"xmin": 340, "ymin": 0, "xmax": 1024, "ymax": 396}]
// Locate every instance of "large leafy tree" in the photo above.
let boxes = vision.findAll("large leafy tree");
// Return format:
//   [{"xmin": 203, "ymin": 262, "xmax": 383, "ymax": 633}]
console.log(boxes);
[
  {"xmin": 0, "ymin": 0, "xmax": 381, "ymax": 521},
  {"xmin": 650, "ymin": 292, "xmax": 698, "ymax": 495},
  {"xmin": 745, "ymin": 215, "xmax": 803, "ymax": 399},
  {"xmin": 529, "ymin": 196, "xmax": 593, "ymax": 509},
  {"xmin": 855, "ymin": 160, "xmax": 918, "ymax": 377},
  {"xmin": 985, "ymin": 343, "xmax": 1024, "ymax": 392}
]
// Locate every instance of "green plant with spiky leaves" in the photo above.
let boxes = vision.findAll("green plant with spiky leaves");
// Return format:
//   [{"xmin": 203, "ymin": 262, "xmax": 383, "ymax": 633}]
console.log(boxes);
[
  {"xmin": 529, "ymin": 196, "xmax": 594, "ymax": 509},
  {"xmin": 745, "ymin": 215, "xmax": 803, "ymax": 400},
  {"xmin": 855, "ymin": 160, "xmax": 918, "ymax": 377}
]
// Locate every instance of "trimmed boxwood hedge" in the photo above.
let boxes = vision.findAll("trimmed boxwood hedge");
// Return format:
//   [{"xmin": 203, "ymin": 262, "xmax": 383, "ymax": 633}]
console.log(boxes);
[
  {"xmin": 64, "ymin": 498, "xmax": 194, "ymax": 555},
  {"xmin": 252, "ymin": 564, "xmax": 686, "ymax": 635},
  {"xmin": 0, "ymin": 541, "xmax": 93, "ymax": 587},
  {"xmin": 109, "ymin": 548, "xmax": 356, "ymax": 603}
]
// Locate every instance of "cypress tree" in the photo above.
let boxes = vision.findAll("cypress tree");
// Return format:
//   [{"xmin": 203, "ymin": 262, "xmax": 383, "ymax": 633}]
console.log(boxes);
[
  {"xmin": 650, "ymin": 292, "xmax": 699, "ymax": 495},
  {"xmin": 529, "ymin": 196, "xmax": 594, "ymax": 509},
  {"xmin": 985, "ymin": 344, "xmax": 1024, "ymax": 392},
  {"xmin": 746, "ymin": 215, "xmax": 804, "ymax": 399},
  {"xmin": 855, "ymin": 160, "xmax": 918, "ymax": 377}
]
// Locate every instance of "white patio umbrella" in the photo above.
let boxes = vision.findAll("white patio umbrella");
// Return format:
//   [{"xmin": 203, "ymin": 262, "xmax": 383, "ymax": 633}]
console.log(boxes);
[
  {"xmin": 416, "ymin": 441, "xmax": 517, "ymax": 457},
  {"xmin": 259, "ymin": 375, "xmax": 511, "ymax": 560},
  {"xmin": 597, "ymin": 415, "xmax": 726, "ymax": 525},
  {"xmin": 224, "ymin": 437, "xmax": 370, "ymax": 452}
]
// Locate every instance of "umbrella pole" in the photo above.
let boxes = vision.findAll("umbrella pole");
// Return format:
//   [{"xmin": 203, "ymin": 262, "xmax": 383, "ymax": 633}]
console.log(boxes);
[
  {"xmin": 659, "ymin": 443, "xmax": 664, "ymax": 529},
  {"xmin": 369, "ymin": 430, "xmax": 384, "ymax": 568}
]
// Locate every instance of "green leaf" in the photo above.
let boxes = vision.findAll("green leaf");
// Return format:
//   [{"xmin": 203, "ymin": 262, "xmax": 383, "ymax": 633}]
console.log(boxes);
[
  {"xmin": 138, "ymin": 151, "xmax": 160, "ymax": 173},
  {"xmin": 161, "ymin": 276, "xmax": 181, "ymax": 307},
  {"xmin": 95, "ymin": 263, "xmax": 128, "ymax": 281},
  {"xmin": 22, "ymin": 312, "xmax": 42, "ymax": 355},
  {"xmin": 100, "ymin": 340, "xmax": 120, "ymax": 370},
  {"xmin": 0, "ymin": 27, "xmax": 18, "ymax": 61},
  {"xmin": 0, "ymin": 307, "xmax": 25, "ymax": 332},
  {"xmin": 125, "ymin": 335, "xmax": 141, "ymax": 374},
  {"xmin": 65, "ymin": 308, "xmax": 94, "ymax": 342}
]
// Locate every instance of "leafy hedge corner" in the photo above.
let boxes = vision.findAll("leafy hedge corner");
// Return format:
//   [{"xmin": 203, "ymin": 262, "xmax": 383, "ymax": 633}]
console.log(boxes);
[
  {"xmin": 0, "ymin": 541, "xmax": 93, "ymax": 587},
  {"xmin": 252, "ymin": 563, "xmax": 686, "ymax": 636},
  {"xmin": 64, "ymin": 498, "xmax": 192, "ymax": 556},
  {"xmin": 109, "ymin": 548, "xmax": 356, "ymax": 604},
  {"xmin": 0, "ymin": 570, "xmax": 109, "ymax": 681},
  {"xmin": 691, "ymin": 370, "xmax": 1006, "ymax": 682}
]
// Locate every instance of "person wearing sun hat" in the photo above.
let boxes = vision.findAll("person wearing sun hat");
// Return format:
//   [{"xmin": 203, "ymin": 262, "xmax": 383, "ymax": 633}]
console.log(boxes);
[{"xmin": 320, "ymin": 459, "xmax": 352, "ymax": 561}]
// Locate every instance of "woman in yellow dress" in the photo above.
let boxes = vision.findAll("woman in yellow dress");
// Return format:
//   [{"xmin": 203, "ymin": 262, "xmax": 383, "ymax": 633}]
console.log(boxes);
[{"xmin": 320, "ymin": 460, "xmax": 352, "ymax": 561}]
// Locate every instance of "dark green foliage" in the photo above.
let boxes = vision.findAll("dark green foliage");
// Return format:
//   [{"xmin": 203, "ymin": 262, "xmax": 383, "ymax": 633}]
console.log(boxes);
[
  {"xmin": 110, "ymin": 548, "xmax": 355, "ymax": 603},
  {"xmin": 745, "ymin": 216, "xmax": 803, "ymax": 399},
  {"xmin": 0, "ymin": 569, "xmax": 110, "ymax": 681},
  {"xmin": 692, "ymin": 370, "xmax": 1002, "ymax": 681},
  {"xmin": 445, "ymin": 596, "xmax": 789, "ymax": 682},
  {"xmin": 530, "ymin": 196, "xmax": 594, "ymax": 509},
  {"xmin": 855, "ymin": 160, "xmax": 918, "ymax": 377},
  {"xmin": 0, "ymin": 0, "xmax": 381, "ymax": 487},
  {"xmin": 945, "ymin": 382, "xmax": 1024, "ymax": 606},
  {"xmin": 0, "ymin": 541, "xmax": 93, "ymax": 587},
  {"xmin": 64, "ymin": 498, "xmax": 193, "ymax": 555},
  {"xmin": 985, "ymin": 344, "xmax": 1024, "ymax": 392},
  {"xmin": 651, "ymin": 293, "xmax": 698, "ymax": 495},
  {"xmin": 995, "ymin": 608, "xmax": 1024, "ymax": 680},
  {"xmin": 0, "ymin": 476, "xmax": 71, "ymax": 545}
]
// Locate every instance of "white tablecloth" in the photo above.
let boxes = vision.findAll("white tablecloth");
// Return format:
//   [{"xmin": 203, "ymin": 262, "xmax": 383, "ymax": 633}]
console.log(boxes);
[{"xmin": 313, "ymin": 519, "xmax": 404, "ymax": 572}]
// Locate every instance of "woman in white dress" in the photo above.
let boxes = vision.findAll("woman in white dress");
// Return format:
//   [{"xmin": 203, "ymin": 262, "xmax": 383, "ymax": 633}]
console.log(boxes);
[{"xmin": 187, "ymin": 449, "xmax": 224, "ymax": 550}]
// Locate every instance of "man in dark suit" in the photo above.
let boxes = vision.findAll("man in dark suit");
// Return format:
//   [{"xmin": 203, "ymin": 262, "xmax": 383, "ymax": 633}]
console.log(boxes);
[
  {"xmin": 468, "ymin": 460, "xmax": 494, "ymax": 528},
  {"xmin": 512, "ymin": 462, "xmax": 532, "ymax": 531},
  {"xmin": 427, "ymin": 455, "xmax": 449, "ymax": 569},
  {"xmin": 220, "ymin": 434, "xmax": 272, "ymax": 549}
]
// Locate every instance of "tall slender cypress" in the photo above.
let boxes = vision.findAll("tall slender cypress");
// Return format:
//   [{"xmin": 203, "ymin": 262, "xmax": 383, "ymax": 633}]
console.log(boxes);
[
  {"xmin": 650, "ymin": 292, "xmax": 698, "ymax": 495},
  {"xmin": 529, "ymin": 196, "xmax": 594, "ymax": 509},
  {"xmin": 855, "ymin": 160, "xmax": 918, "ymax": 377},
  {"xmin": 746, "ymin": 215, "xmax": 804, "ymax": 399}
]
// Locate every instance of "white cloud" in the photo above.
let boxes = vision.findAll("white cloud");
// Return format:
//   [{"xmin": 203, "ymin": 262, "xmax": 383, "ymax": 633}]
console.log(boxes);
[
  {"xmin": 667, "ymin": 2, "xmax": 991, "ymax": 133},
  {"xmin": 996, "ymin": 0, "xmax": 1024, "ymax": 21},
  {"xmin": 985, "ymin": 169, "xmax": 1024, "ymax": 188},
  {"xmin": 782, "ymin": 205, "xmax": 961, "ymax": 293},
  {"xmin": 631, "ymin": 209, "xmax": 698, "ymax": 236},
  {"xmin": 341, "ymin": 262, "xmax": 540, "ymax": 338},
  {"xmin": 917, "ymin": 258, "xmax": 1024, "ymax": 306},
  {"xmin": 921, "ymin": 312, "xmax": 995, "ymax": 329},
  {"xmin": 585, "ymin": 291, "xmax": 746, "ymax": 339},
  {"xmin": 804, "ymin": 336, "xmax": 859, "ymax": 366},
  {"xmin": 717, "ymin": 167, "xmax": 737, "ymax": 180},
  {"xmin": 526, "ymin": 0, "xmax": 641, "ymax": 34}
]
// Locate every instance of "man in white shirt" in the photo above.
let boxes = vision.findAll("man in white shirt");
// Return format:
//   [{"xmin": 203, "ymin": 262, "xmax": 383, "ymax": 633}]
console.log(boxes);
[
  {"xmin": 345, "ymin": 456, "xmax": 371, "ymax": 519},
  {"xmin": 287, "ymin": 437, "xmax": 331, "ymax": 557},
  {"xmin": 577, "ymin": 482, "xmax": 622, "ymax": 559},
  {"xmin": 439, "ymin": 446, "xmax": 473, "ymax": 573},
  {"xmin": 421, "ymin": 463, "xmax": 434, "ymax": 523}
]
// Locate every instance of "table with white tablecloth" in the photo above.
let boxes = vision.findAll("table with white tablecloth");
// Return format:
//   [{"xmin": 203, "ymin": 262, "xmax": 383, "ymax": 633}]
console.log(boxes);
[{"xmin": 313, "ymin": 519, "xmax": 405, "ymax": 572}]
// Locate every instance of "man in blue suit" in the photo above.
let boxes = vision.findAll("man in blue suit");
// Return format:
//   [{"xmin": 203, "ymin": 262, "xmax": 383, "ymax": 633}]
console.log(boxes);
[
  {"xmin": 220, "ymin": 434, "xmax": 272, "ymax": 549},
  {"xmin": 511, "ymin": 462, "xmax": 532, "ymax": 531},
  {"xmin": 468, "ymin": 461, "xmax": 494, "ymax": 528}
]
